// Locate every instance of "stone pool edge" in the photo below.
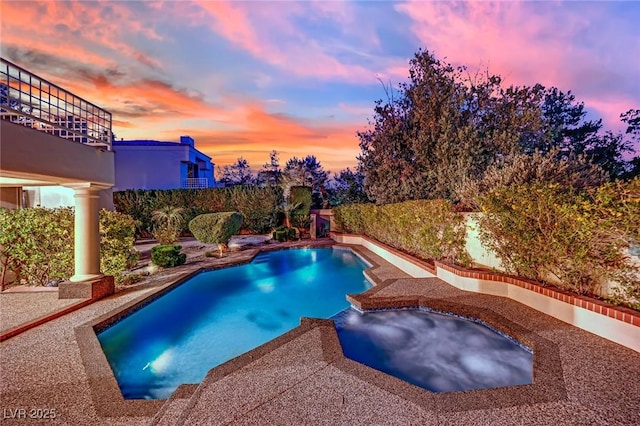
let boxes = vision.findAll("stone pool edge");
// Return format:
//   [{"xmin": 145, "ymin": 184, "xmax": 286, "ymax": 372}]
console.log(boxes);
[
  {"xmin": 333, "ymin": 232, "xmax": 640, "ymax": 353},
  {"xmin": 74, "ymin": 242, "xmax": 571, "ymax": 419},
  {"xmin": 74, "ymin": 242, "xmax": 342, "ymax": 418}
]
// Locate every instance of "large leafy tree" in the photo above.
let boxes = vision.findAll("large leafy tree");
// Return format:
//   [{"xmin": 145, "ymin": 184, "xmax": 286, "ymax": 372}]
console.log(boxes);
[
  {"xmin": 358, "ymin": 49, "xmax": 543, "ymax": 203},
  {"xmin": 621, "ymin": 109, "xmax": 640, "ymax": 180},
  {"xmin": 358, "ymin": 48, "xmax": 638, "ymax": 204}
]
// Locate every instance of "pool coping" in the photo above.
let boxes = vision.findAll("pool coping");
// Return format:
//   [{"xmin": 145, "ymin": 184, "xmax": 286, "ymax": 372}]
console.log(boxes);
[
  {"xmin": 334, "ymin": 233, "xmax": 640, "ymax": 352},
  {"xmin": 76, "ymin": 242, "xmax": 570, "ymax": 419},
  {"xmin": 75, "ymin": 243, "xmax": 340, "ymax": 417}
]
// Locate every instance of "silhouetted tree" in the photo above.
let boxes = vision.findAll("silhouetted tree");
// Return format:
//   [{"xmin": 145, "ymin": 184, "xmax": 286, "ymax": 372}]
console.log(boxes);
[
  {"xmin": 282, "ymin": 155, "xmax": 328, "ymax": 192},
  {"xmin": 357, "ymin": 48, "xmax": 639, "ymax": 204},
  {"xmin": 620, "ymin": 109, "xmax": 640, "ymax": 180},
  {"xmin": 327, "ymin": 168, "xmax": 371, "ymax": 206},
  {"xmin": 217, "ymin": 157, "xmax": 254, "ymax": 186},
  {"xmin": 256, "ymin": 150, "xmax": 282, "ymax": 187}
]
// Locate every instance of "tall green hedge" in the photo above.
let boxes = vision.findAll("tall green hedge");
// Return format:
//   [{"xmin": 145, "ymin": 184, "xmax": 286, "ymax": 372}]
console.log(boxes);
[
  {"xmin": 334, "ymin": 200, "xmax": 470, "ymax": 265},
  {"xmin": 290, "ymin": 186, "xmax": 312, "ymax": 228},
  {"xmin": 113, "ymin": 186, "xmax": 282, "ymax": 236}
]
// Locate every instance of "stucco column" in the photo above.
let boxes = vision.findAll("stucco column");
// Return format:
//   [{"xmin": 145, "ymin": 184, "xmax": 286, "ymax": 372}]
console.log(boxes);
[{"xmin": 69, "ymin": 187, "xmax": 103, "ymax": 282}]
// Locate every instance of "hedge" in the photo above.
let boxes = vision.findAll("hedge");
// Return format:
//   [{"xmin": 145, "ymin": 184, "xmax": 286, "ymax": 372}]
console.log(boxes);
[
  {"xmin": 333, "ymin": 200, "xmax": 470, "ymax": 265},
  {"xmin": 478, "ymin": 179, "xmax": 640, "ymax": 306},
  {"xmin": 0, "ymin": 208, "xmax": 138, "ymax": 287},
  {"xmin": 290, "ymin": 186, "xmax": 312, "ymax": 229},
  {"xmin": 113, "ymin": 186, "xmax": 282, "ymax": 236}
]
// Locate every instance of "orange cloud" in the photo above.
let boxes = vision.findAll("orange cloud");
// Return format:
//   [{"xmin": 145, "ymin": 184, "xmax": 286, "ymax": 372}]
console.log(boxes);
[
  {"xmin": 145, "ymin": 102, "xmax": 364, "ymax": 173},
  {"xmin": 0, "ymin": 1, "xmax": 162, "ymax": 70}
]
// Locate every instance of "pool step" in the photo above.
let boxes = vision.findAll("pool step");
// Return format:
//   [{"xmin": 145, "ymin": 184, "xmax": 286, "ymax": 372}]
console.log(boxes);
[{"xmin": 148, "ymin": 384, "xmax": 198, "ymax": 426}]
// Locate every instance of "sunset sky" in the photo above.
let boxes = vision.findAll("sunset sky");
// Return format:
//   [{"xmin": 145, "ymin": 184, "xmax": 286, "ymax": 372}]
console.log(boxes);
[{"xmin": 1, "ymin": 1, "xmax": 638, "ymax": 174}]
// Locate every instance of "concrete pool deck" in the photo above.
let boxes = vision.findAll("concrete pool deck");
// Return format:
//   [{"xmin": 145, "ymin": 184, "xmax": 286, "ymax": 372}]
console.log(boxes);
[{"xmin": 1, "ymin": 240, "xmax": 639, "ymax": 424}]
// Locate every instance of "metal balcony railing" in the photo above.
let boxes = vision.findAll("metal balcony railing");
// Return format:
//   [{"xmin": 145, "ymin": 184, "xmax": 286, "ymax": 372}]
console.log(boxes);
[
  {"xmin": 182, "ymin": 178, "xmax": 209, "ymax": 189},
  {"xmin": 0, "ymin": 57, "xmax": 113, "ymax": 149}
]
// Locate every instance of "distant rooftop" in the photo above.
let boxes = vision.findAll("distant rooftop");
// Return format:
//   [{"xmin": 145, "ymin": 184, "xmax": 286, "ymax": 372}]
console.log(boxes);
[
  {"xmin": 113, "ymin": 136, "xmax": 211, "ymax": 160},
  {"xmin": 113, "ymin": 140, "xmax": 182, "ymax": 146}
]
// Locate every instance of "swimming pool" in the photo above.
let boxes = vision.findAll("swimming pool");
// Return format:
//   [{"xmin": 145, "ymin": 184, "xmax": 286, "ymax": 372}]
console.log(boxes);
[{"xmin": 97, "ymin": 248, "xmax": 371, "ymax": 399}]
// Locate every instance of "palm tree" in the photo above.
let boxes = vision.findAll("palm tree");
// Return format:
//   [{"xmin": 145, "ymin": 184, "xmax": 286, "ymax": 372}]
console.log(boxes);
[{"xmin": 151, "ymin": 206, "xmax": 185, "ymax": 244}]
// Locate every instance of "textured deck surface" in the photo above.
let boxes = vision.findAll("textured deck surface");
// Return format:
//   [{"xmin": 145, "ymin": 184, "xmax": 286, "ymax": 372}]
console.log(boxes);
[{"xmin": 1, "ymin": 239, "xmax": 638, "ymax": 425}]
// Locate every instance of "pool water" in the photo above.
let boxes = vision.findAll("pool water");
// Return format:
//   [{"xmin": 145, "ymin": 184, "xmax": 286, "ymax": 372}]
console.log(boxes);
[
  {"xmin": 97, "ymin": 248, "xmax": 371, "ymax": 399},
  {"xmin": 333, "ymin": 308, "xmax": 533, "ymax": 392}
]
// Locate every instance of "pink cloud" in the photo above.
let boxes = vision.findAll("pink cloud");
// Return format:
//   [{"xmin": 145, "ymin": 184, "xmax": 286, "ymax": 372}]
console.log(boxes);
[
  {"xmin": 0, "ymin": 1, "xmax": 163, "ymax": 70},
  {"xmin": 190, "ymin": 0, "xmax": 382, "ymax": 83},
  {"xmin": 395, "ymin": 1, "xmax": 640, "ymax": 133}
]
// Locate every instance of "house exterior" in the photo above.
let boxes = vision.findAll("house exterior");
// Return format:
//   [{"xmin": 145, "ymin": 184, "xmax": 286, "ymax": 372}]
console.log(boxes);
[
  {"xmin": 0, "ymin": 57, "xmax": 115, "ymax": 298},
  {"xmin": 112, "ymin": 136, "xmax": 216, "ymax": 191}
]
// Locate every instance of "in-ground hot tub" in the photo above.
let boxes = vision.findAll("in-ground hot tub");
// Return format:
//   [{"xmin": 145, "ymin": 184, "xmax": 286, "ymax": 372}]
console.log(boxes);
[{"xmin": 333, "ymin": 307, "xmax": 533, "ymax": 392}]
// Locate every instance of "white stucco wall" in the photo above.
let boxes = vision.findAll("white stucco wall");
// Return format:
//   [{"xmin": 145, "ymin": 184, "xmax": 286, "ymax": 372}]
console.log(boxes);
[
  {"xmin": 463, "ymin": 213, "xmax": 505, "ymax": 270},
  {"xmin": 0, "ymin": 120, "xmax": 115, "ymax": 187}
]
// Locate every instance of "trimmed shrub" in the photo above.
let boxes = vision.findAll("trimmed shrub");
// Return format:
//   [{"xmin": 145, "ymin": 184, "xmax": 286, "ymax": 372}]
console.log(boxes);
[
  {"xmin": 151, "ymin": 245, "xmax": 186, "ymax": 268},
  {"xmin": 478, "ymin": 179, "xmax": 640, "ymax": 306},
  {"xmin": 0, "ymin": 207, "xmax": 138, "ymax": 288},
  {"xmin": 273, "ymin": 226, "xmax": 297, "ymax": 242},
  {"xmin": 189, "ymin": 212, "xmax": 243, "ymax": 245},
  {"xmin": 99, "ymin": 210, "xmax": 139, "ymax": 282},
  {"xmin": 334, "ymin": 200, "xmax": 469, "ymax": 265},
  {"xmin": 0, "ymin": 207, "xmax": 74, "ymax": 288}
]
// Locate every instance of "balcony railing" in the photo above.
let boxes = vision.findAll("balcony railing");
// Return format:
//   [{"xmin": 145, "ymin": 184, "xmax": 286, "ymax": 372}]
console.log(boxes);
[
  {"xmin": 182, "ymin": 178, "xmax": 209, "ymax": 189},
  {"xmin": 0, "ymin": 57, "xmax": 113, "ymax": 149}
]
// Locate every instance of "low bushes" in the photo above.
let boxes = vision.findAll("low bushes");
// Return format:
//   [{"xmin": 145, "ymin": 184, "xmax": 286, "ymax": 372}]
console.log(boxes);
[
  {"xmin": 113, "ymin": 186, "xmax": 282, "ymax": 236},
  {"xmin": 0, "ymin": 208, "xmax": 138, "ymax": 288},
  {"xmin": 0, "ymin": 207, "xmax": 74, "ymax": 288},
  {"xmin": 273, "ymin": 226, "xmax": 297, "ymax": 242},
  {"xmin": 478, "ymin": 179, "xmax": 640, "ymax": 306},
  {"xmin": 189, "ymin": 212, "xmax": 243, "ymax": 245},
  {"xmin": 151, "ymin": 245, "xmax": 186, "ymax": 268},
  {"xmin": 334, "ymin": 200, "xmax": 470, "ymax": 265}
]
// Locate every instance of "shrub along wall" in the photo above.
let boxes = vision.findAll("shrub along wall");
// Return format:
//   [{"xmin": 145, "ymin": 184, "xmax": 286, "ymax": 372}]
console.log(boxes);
[
  {"xmin": 113, "ymin": 186, "xmax": 282, "ymax": 236},
  {"xmin": 334, "ymin": 179, "xmax": 640, "ymax": 310},
  {"xmin": 0, "ymin": 207, "xmax": 138, "ymax": 287},
  {"xmin": 478, "ymin": 179, "xmax": 640, "ymax": 308},
  {"xmin": 333, "ymin": 200, "xmax": 470, "ymax": 265}
]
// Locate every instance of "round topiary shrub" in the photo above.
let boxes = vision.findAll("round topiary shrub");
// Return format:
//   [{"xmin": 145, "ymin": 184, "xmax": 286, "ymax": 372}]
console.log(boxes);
[
  {"xmin": 151, "ymin": 245, "xmax": 186, "ymax": 268},
  {"xmin": 189, "ymin": 212, "xmax": 243, "ymax": 245}
]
